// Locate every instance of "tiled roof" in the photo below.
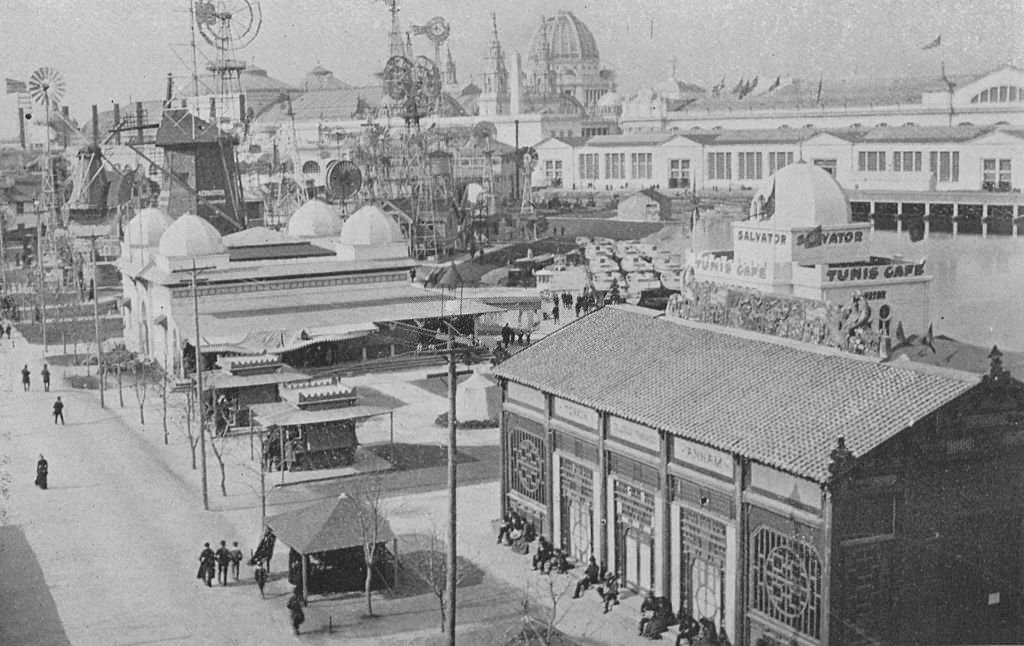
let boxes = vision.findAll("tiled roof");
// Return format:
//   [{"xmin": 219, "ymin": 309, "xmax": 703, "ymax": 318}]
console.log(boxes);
[
  {"xmin": 493, "ymin": 307, "xmax": 979, "ymax": 483},
  {"xmin": 585, "ymin": 133, "xmax": 685, "ymax": 147},
  {"xmin": 704, "ymin": 127, "xmax": 820, "ymax": 145},
  {"xmin": 857, "ymin": 125, "xmax": 992, "ymax": 143}
]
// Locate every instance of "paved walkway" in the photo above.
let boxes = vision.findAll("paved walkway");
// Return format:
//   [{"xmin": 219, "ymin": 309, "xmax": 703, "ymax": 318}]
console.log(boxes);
[{"xmin": 1, "ymin": 329, "xmax": 668, "ymax": 645}]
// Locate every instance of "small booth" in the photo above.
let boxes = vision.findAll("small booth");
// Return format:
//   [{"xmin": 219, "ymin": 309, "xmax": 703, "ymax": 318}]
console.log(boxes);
[
  {"xmin": 250, "ymin": 375, "xmax": 392, "ymax": 476},
  {"xmin": 266, "ymin": 494, "xmax": 397, "ymax": 602},
  {"xmin": 204, "ymin": 354, "xmax": 309, "ymax": 433}
]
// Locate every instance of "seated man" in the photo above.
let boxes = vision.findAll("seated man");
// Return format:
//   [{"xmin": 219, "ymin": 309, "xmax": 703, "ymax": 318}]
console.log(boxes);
[
  {"xmin": 597, "ymin": 571, "xmax": 620, "ymax": 614},
  {"xmin": 543, "ymin": 547, "xmax": 570, "ymax": 575},
  {"xmin": 496, "ymin": 511, "xmax": 518, "ymax": 545},
  {"xmin": 642, "ymin": 596, "xmax": 675, "ymax": 640},
  {"xmin": 674, "ymin": 611, "xmax": 701, "ymax": 646},
  {"xmin": 531, "ymin": 536, "xmax": 553, "ymax": 571},
  {"xmin": 638, "ymin": 591, "xmax": 658, "ymax": 636},
  {"xmin": 572, "ymin": 557, "xmax": 601, "ymax": 598}
]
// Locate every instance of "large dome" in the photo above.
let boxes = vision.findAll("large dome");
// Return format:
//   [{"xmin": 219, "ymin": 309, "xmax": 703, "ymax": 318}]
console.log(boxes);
[
  {"xmin": 757, "ymin": 162, "xmax": 851, "ymax": 228},
  {"xmin": 158, "ymin": 213, "xmax": 226, "ymax": 258},
  {"xmin": 339, "ymin": 205, "xmax": 404, "ymax": 246},
  {"xmin": 528, "ymin": 11, "xmax": 600, "ymax": 65},
  {"xmin": 125, "ymin": 207, "xmax": 173, "ymax": 248},
  {"xmin": 287, "ymin": 199, "xmax": 343, "ymax": 238}
]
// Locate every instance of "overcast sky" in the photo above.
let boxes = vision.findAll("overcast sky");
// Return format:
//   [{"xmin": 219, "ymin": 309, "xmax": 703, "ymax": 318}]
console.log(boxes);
[{"xmin": 0, "ymin": 0, "xmax": 1019, "ymax": 138}]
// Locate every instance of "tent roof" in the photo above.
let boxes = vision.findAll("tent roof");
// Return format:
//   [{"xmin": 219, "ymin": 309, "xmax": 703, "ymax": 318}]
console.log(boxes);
[{"xmin": 267, "ymin": 494, "xmax": 395, "ymax": 554}]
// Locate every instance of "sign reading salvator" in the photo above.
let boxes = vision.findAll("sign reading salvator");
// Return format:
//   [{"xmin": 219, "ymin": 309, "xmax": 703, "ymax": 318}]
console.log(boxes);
[{"xmin": 672, "ymin": 437, "xmax": 733, "ymax": 478}]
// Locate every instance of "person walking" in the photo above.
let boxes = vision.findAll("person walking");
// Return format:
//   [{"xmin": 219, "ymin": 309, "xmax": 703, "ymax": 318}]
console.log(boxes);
[
  {"xmin": 216, "ymin": 540, "xmax": 231, "ymax": 585},
  {"xmin": 230, "ymin": 541, "xmax": 243, "ymax": 581},
  {"xmin": 21, "ymin": 364, "xmax": 30, "ymax": 391},
  {"xmin": 41, "ymin": 364, "xmax": 50, "ymax": 392},
  {"xmin": 286, "ymin": 587, "xmax": 305, "ymax": 635},
  {"xmin": 197, "ymin": 543, "xmax": 215, "ymax": 587},
  {"xmin": 34, "ymin": 454, "xmax": 48, "ymax": 489},
  {"xmin": 253, "ymin": 560, "xmax": 268, "ymax": 598},
  {"xmin": 52, "ymin": 397, "xmax": 64, "ymax": 425},
  {"xmin": 552, "ymin": 303, "xmax": 560, "ymax": 324}
]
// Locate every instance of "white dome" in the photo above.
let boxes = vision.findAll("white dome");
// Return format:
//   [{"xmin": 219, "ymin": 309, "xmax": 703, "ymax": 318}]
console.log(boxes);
[
  {"xmin": 125, "ymin": 207, "xmax": 173, "ymax": 248},
  {"xmin": 340, "ymin": 205, "xmax": 404, "ymax": 246},
  {"xmin": 158, "ymin": 213, "xmax": 226, "ymax": 257},
  {"xmin": 757, "ymin": 162, "xmax": 851, "ymax": 228},
  {"xmin": 287, "ymin": 199, "xmax": 343, "ymax": 238}
]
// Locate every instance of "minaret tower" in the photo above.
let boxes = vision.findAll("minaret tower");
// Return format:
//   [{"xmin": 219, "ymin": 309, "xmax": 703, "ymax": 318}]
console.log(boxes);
[
  {"xmin": 386, "ymin": 0, "xmax": 408, "ymax": 59},
  {"xmin": 479, "ymin": 13, "xmax": 510, "ymax": 116},
  {"xmin": 445, "ymin": 46, "xmax": 458, "ymax": 88}
]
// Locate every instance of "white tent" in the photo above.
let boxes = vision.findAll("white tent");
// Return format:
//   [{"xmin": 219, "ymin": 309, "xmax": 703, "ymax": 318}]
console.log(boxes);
[{"xmin": 456, "ymin": 370, "xmax": 500, "ymax": 423}]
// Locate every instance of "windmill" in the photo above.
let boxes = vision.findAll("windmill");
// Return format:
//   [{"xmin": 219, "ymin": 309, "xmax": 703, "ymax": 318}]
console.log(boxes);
[{"xmin": 192, "ymin": 0, "xmax": 262, "ymax": 132}]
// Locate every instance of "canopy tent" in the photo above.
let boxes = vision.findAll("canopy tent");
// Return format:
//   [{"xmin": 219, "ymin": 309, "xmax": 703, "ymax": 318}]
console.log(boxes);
[
  {"xmin": 455, "ymin": 370, "xmax": 500, "ymax": 424},
  {"xmin": 267, "ymin": 494, "xmax": 397, "ymax": 601}
]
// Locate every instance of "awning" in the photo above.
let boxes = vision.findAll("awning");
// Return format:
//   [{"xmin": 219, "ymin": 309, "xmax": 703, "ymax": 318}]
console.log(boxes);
[
  {"xmin": 250, "ymin": 402, "xmax": 390, "ymax": 427},
  {"xmin": 203, "ymin": 366, "xmax": 310, "ymax": 391}
]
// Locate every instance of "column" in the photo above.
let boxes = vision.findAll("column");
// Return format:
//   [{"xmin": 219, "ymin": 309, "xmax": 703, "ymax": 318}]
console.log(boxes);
[
  {"xmin": 656, "ymin": 431, "xmax": 671, "ymax": 594},
  {"xmin": 952, "ymin": 203, "xmax": 960, "ymax": 237},
  {"xmin": 895, "ymin": 202, "xmax": 903, "ymax": 234},
  {"xmin": 982, "ymin": 204, "xmax": 989, "ymax": 238},
  {"xmin": 598, "ymin": 413, "xmax": 609, "ymax": 570},
  {"xmin": 924, "ymin": 203, "xmax": 931, "ymax": 238}
]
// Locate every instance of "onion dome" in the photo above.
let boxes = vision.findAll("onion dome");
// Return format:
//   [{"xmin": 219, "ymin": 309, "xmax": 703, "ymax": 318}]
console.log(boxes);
[
  {"xmin": 339, "ymin": 205, "xmax": 404, "ymax": 246},
  {"xmin": 157, "ymin": 213, "xmax": 227, "ymax": 257},
  {"xmin": 755, "ymin": 163, "xmax": 851, "ymax": 228},
  {"xmin": 287, "ymin": 199, "xmax": 343, "ymax": 238},
  {"xmin": 124, "ymin": 207, "xmax": 173, "ymax": 248}
]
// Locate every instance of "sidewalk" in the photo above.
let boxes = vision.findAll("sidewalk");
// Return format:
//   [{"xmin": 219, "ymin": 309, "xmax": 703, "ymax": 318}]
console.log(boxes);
[{"xmin": 28, "ymin": 337, "xmax": 664, "ymax": 645}]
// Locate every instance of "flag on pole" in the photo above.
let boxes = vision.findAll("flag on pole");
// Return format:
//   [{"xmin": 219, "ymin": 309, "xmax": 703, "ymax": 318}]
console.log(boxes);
[
  {"xmin": 922, "ymin": 323, "xmax": 935, "ymax": 352},
  {"xmin": 768, "ymin": 76, "xmax": 781, "ymax": 92},
  {"xmin": 5, "ymin": 78, "xmax": 26, "ymax": 94},
  {"xmin": 921, "ymin": 34, "xmax": 941, "ymax": 50},
  {"xmin": 731, "ymin": 78, "xmax": 746, "ymax": 95}
]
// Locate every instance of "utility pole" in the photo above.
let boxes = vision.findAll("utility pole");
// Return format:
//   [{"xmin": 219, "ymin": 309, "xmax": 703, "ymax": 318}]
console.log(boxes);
[
  {"xmin": 91, "ymin": 237, "xmax": 104, "ymax": 408},
  {"xmin": 445, "ymin": 333, "xmax": 457, "ymax": 644},
  {"xmin": 191, "ymin": 258, "xmax": 209, "ymax": 510}
]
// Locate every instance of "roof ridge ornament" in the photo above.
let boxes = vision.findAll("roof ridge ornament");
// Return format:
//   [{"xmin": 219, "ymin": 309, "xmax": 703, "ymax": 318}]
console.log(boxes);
[
  {"xmin": 986, "ymin": 345, "xmax": 1011, "ymax": 383},
  {"xmin": 826, "ymin": 436, "xmax": 854, "ymax": 484}
]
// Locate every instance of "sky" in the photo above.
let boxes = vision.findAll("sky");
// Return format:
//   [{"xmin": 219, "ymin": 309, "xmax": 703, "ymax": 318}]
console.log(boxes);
[{"xmin": 0, "ymin": 0, "xmax": 1019, "ymax": 139}]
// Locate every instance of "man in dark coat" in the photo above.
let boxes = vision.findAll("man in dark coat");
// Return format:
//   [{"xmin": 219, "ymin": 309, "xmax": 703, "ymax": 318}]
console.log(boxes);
[
  {"xmin": 531, "ymin": 536, "xmax": 554, "ymax": 571},
  {"xmin": 21, "ymin": 364, "xmax": 30, "ymax": 391},
  {"xmin": 34, "ymin": 454, "xmax": 48, "ymax": 489},
  {"xmin": 53, "ymin": 397, "xmax": 64, "ymax": 425},
  {"xmin": 286, "ymin": 587, "xmax": 305, "ymax": 635},
  {"xmin": 501, "ymin": 323, "xmax": 512, "ymax": 348},
  {"xmin": 216, "ymin": 540, "xmax": 232, "ymax": 585},
  {"xmin": 41, "ymin": 364, "xmax": 50, "ymax": 392},
  {"xmin": 253, "ymin": 560, "xmax": 268, "ymax": 598},
  {"xmin": 197, "ymin": 543, "xmax": 215, "ymax": 586},
  {"xmin": 573, "ymin": 557, "xmax": 601, "ymax": 598},
  {"xmin": 230, "ymin": 541, "xmax": 243, "ymax": 581}
]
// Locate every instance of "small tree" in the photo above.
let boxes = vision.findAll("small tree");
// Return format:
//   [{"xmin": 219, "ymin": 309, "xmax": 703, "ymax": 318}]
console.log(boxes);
[
  {"xmin": 205, "ymin": 401, "xmax": 228, "ymax": 496},
  {"xmin": 177, "ymin": 389, "xmax": 200, "ymax": 469},
  {"xmin": 0, "ymin": 451, "xmax": 11, "ymax": 526},
  {"xmin": 159, "ymin": 346, "xmax": 170, "ymax": 445},
  {"xmin": 131, "ymin": 357, "xmax": 152, "ymax": 426},
  {"xmin": 404, "ymin": 526, "xmax": 472, "ymax": 633},
  {"xmin": 346, "ymin": 474, "xmax": 391, "ymax": 618},
  {"xmin": 509, "ymin": 574, "xmax": 576, "ymax": 645}
]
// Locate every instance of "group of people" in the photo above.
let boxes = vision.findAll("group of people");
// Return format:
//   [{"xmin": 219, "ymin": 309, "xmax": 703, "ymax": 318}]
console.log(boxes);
[
  {"xmin": 530, "ymin": 535, "xmax": 570, "ymax": 575},
  {"xmin": 0, "ymin": 319, "xmax": 12, "ymax": 343},
  {"xmin": 20, "ymin": 363, "xmax": 52, "ymax": 392},
  {"xmin": 635, "ymin": 591, "xmax": 730, "ymax": 645},
  {"xmin": 196, "ymin": 540, "xmax": 245, "ymax": 587},
  {"xmin": 499, "ymin": 322, "xmax": 530, "ymax": 348}
]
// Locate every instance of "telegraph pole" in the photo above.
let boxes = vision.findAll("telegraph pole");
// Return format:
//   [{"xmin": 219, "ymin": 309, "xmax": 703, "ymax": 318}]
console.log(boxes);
[
  {"xmin": 445, "ymin": 332, "xmax": 457, "ymax": 643},
  {"xmin": 91, "ymin": 237, "xmax": 104, "ymax": 408},
  {"xmin": 191, "ymin": 258, "xmax": 209, "ymax": 510}
]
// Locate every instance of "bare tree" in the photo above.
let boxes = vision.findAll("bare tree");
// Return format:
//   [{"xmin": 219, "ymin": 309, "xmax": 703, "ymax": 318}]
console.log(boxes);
[
  {"xmin": 204, "ymin": 401, "xmax": 229, "ymax": 496},
  {"xmin": 160, "ymin": 345, "xmax": 169, "ymax": 445},
  {"xmin": 403, "ymin": 525, "xmax": 473, "ymax": 633},
  {"xmin": 131, "ymin": 357, "xmax": 152, "ymax": 426},
  {"xmin": 178, "ymin": 389, "xmax": 200, "ymax": 469},
  {"xmin": 346, "ymin": 474, "xmax": 392, "ymax": 618},
  {"xmin": 509, "ymin": 573, "xmax": 576, "ymax": 645},
  {"xmin": 0, "ymin": 450, "xmax": 11, "ymax": 526}
]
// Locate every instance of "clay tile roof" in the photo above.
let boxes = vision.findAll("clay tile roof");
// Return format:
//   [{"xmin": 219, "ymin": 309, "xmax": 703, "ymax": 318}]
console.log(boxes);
[{"xmin": 493, "ymin": 307, "xmax": 979, "ymax": 483}]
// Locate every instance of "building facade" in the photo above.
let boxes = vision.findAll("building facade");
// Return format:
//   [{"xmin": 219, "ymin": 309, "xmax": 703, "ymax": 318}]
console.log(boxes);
[{"xmin": 494, "ymin": 306, "xmax": 1024, "ymax": 646}]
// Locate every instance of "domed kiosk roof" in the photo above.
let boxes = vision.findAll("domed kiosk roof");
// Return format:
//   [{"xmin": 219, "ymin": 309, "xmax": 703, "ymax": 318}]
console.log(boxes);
[
  {"xmin": 528, "ymin": 11, "xmax": 600, "ymax": 64},
  {"xmin": 287, "ymin": 200, "xmax": 343, "ymax": 238},
  {"xmin": 125, "ymin": 207, "xmax": 173, "ymax": 248},
  {"xmin": 756, "ymin": 162, "xmax": 851, "ymax": 229},
  {"xmin": 158, "ymin": 213, "xmax": 226, "ymax": 258},
  {"xmin": 340, "ymin": 205, "xmax": 404, "ymax": 247}
]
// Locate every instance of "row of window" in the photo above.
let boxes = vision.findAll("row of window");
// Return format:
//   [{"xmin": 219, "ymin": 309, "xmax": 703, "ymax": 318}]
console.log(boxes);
[
  {"xmin": 550, "ymin": 151, "xmax": 1011, "ymax": 187},
  {"xmin": 970, "ymin": 85, "xmax": 1024, "ymax": 104},
  {"xmin": 856, "ymin": 150, "xmax": 969, "ymax": 182}
]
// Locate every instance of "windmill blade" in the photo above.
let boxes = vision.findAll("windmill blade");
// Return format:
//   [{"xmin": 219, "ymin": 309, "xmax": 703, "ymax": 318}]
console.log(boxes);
[{"xmin": 28, "ymin": 67, "xmax": 66, "ymax": 107}]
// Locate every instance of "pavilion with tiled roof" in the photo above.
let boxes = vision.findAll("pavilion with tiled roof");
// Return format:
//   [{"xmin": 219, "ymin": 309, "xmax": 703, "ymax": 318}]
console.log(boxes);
[{"xmin": 491, "ymin": 305, "xmax": 1024, "ymax": 646}]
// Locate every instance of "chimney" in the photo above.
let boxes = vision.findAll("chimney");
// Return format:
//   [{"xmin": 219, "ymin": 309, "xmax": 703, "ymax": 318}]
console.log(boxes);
[
  {"xmin": 112, "ymin": 103, "xmax": 121, "ymax": 144},
  {"xmin": 91, "ymin": 104, "xmax": 99, "ymax": 145},
  {"xmin": 511, "ymin": 52, "xmax": 523, "ymax": 116}
]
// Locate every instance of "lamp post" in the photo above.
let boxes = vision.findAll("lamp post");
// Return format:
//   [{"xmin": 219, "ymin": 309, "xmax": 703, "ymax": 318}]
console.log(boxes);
[{"xmin": 91, "ymin": 236, "xmax": 104, "ymax": 408}]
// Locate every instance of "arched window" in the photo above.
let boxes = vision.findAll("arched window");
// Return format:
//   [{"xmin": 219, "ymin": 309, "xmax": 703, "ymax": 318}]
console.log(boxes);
[
  {"xmin": 301, "ymin": 160, "xmax": 320, "ymax": 175},
  {"xmin": 970, "ymin": 86, "xmax": 1024, "ymax": 103}
]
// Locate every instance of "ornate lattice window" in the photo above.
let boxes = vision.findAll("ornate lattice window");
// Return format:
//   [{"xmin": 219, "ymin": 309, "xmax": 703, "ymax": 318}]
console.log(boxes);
[
  {"xmin": 559, "ymin": 458, "xmax": 593, "ymax": 500},
  {"xmin": 507, "ymin": 424, "xmax": 546, "ymax": 505},
  {"xmin": 750, "ymin": 526, "xmax": 823, "ymax": 639},
  {"xmin": 681, "ymin": 509, "xmax": 728, "ymax": 623}
]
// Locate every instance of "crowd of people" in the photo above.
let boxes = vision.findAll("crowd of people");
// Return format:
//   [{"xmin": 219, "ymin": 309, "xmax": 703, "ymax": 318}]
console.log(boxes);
[{"xmin": 494, "ymin": 510, "xmax": 731, "ymax": 644}]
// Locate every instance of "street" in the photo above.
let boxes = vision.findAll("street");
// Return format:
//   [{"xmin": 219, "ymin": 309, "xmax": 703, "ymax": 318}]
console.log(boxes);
[{"xmin": 0, "ymin": 335, "xmax": 300, "ymax": 645}]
